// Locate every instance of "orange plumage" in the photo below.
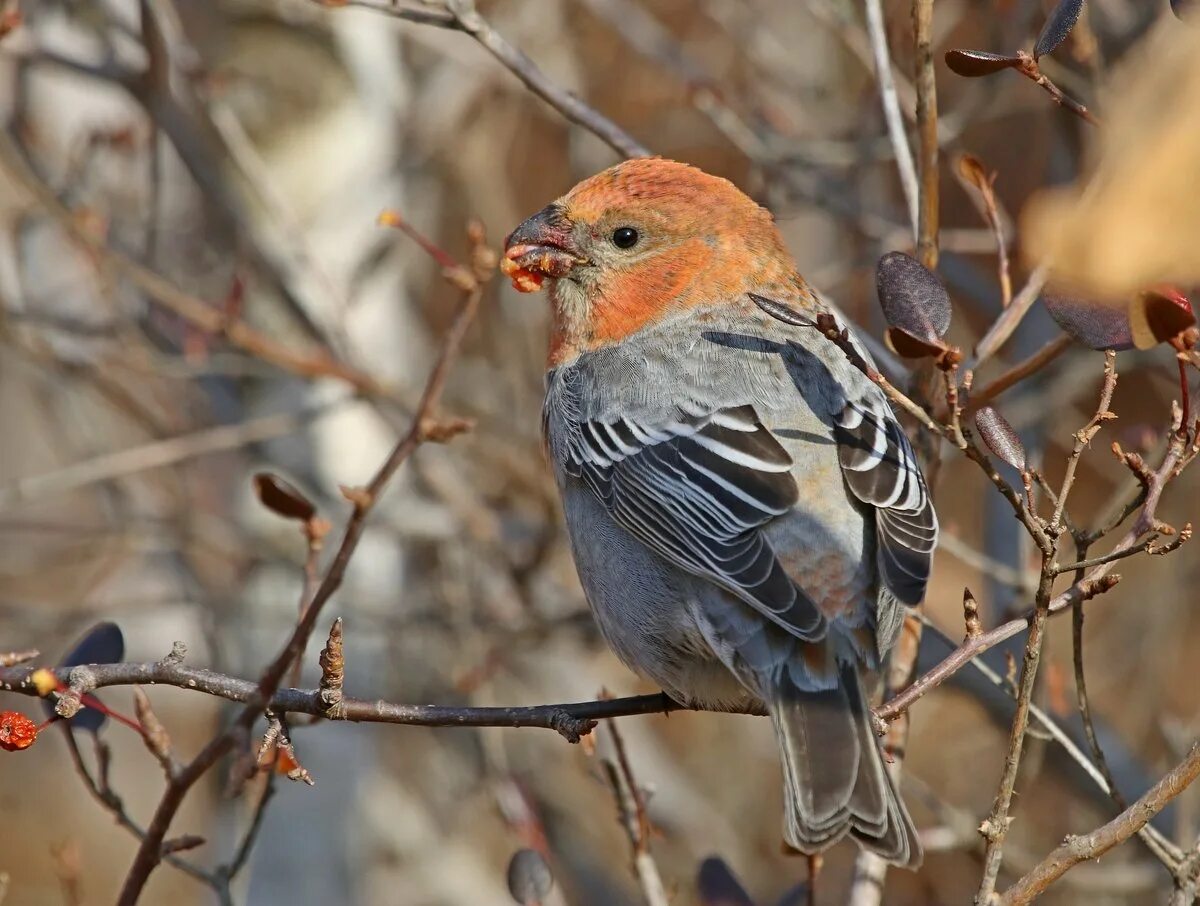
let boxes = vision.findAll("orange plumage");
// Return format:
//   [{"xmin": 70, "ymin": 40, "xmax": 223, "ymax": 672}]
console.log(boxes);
[{"xmin": 504, "ymin": 158, "xmax": 816, "ymax": 366}]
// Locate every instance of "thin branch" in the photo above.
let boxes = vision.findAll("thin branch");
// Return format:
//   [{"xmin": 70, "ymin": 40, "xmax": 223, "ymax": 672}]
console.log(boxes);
[
  {"xmin": 970, "ymin": 266, "xmax": 1049, "ymax": 369},
  {"xmin": 1014, "ymin": 51, "xmax": 1101, "ymax": 127},
  {"xmin": 60, "ymin": 732, "xmax": 216, "ymax": 888},
  {"xmin": 1054, "ymin": 536, "xmax": 1167, "ymax": 575},
  {"xmin": 113, "ymin": 236, "xmax": 489, "ymax": 904},
  {"xmin": 601, "ymin": 720, "xmax": 670, "ymax": 906},
  {"xmin": 1069, "ymin": 537, "xmax": 1129, "ymax": 819},
  {"xmin": 876, "ymin": 571, "xmax": 1119, "ymax": 723},
  {"xmin": 946, "ymin": 616, "xmax": 1182, "ymax": 869},
  {"xmin": 864, "ymin": 0, "xmax": 919, "ymax": 238},
  {"xmin": 967, "ymin": 334, "xmax": 1072, "ymax": 410},
  {"xmin": 1050, "ymin": 351, "xmax": 1118, "ymax": 532},
  {"xmin": 321, "ymin": 0, "xmax": 650, "ymax": 159},
  {"xmin": 998, "ymin": 744, "xmax": 1200, "ymax": 905},
  {"xmin": 912, "ymin": 0, "xmax": 938, "ymax": 268},
  {"xmin": 974, "ymin": 562, "xmax": 1056, "ymax": 904},
  {"xmin": 0, "ymin": 130, "xmax": 396, "ymax": 400},
  {"xmin": 0, "ymin": 399, "xmax": 346, "ymax": 511},
  {"xmin": 0, "ymin": 662, "xmax": 702, "ymax": 740}
]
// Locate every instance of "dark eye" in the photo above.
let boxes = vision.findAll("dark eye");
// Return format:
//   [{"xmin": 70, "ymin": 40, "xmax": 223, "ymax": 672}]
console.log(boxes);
[{"xmin": 612, "ymin": 227, "xmax": 639, "ymax": 249}]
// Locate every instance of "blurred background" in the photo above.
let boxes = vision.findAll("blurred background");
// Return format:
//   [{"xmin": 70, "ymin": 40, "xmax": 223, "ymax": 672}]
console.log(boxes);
[{"xmin": 1, "ymin": 0, "xmax": 1197, "ymax": 903}]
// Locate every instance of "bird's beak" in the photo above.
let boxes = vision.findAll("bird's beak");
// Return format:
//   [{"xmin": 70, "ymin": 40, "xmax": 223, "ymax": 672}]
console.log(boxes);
[{"xmin": 502, "ymin": 203, "xmax": 585, "ymax": 292}]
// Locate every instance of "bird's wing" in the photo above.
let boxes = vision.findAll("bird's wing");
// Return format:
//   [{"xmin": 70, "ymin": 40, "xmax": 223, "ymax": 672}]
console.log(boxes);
[
  {"xmin": 747, "ymin": 291, "xmax": 938, "ymax": 607},
  {"xmin": 828, "ymin": 363, "xmax": 937, "ymax": 608},
  {"xmin": 558, "ymin": 402, "xmax": 827, "ymax": 642}
]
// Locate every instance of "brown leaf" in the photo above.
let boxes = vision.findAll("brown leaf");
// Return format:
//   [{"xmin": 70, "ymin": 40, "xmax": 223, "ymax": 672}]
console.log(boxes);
[
  {"xmin": 253, "ymin": 473, "xmax": 316, "ymax": 522},
  {"xmin": 886, "ymin": 326, "xmax": 948, "ymax": 360},
  {"xmin": 945, "ymin": 49, "xmax": 1022, "ymax": 77}
]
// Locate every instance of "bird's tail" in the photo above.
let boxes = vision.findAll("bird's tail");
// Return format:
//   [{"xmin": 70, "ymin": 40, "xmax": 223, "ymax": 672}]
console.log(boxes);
[{"xmin": 767, "ymin": 655, "xmax": 920, "ymax": 867}]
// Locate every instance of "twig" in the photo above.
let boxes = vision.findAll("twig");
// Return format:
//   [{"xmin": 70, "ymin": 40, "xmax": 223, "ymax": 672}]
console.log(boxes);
[
  {"xmin": 0, "ymin": 662, "xmax": 701, "ymax": 739},
  {"xmin": 879, "ymin": 431, "xmax": 1194, "ymax": 722},
  {"xmin": 1069, "ymin": 537, "xmax": 1128, "ymax": 819},
  {"xmin": 998, "ymin": 744, "xmax": 1200, "ymax": 905},
  {"xmin": 600, "ymin": 721, "xmax": 670, "ymax": 906},
  {"xmin": 0, "ymin": 131, "xmax": 395, "ymax": 400},
  {"xmin": 945, "ymin": 617, "xmax": 1182, "ymax": 869},
  {"xmin": 864, "ymin": 0, "xmax": 919, "ymax": 238},
  {"xmin": 970, "ymin": 266, "xmax": 1049, "ymax": 369},
  {"xmin": 323, "ymin": 0, "xmax": 650, "ymax": 159},
  {"xmin": 113, "ymin": 229, "xmax": 489, "ymax": 905},
  {"xmin": 912, "ymin": 0, "xmax": 938, "ymax": 269},
  {"xmin": 1053, "ymin": 536, "xmax": 1173, "ymax": 575},
  {"xmin": 223, "ymin": 771, "xmax": 277, "ymax": 883},
  {"xmin": 956, "ymin": 155, "xmax": 1012, "ymax": 307},
  {"xmin": 1013, "ymin": 51, "xmax": 1100, "ymax": 127},
  {"xmin": 876, "ymin": 572, "xmax": 1120, "ymax": 723},
  {"xmin": 1050, "ymin": 351, "xmax": 1118, "ymax": 532},
  {"xmin": 1170, "ymin": 837, "xmax": 1200, "ymax": 906},
  {"xmin": 0, "ymin": 649, "xmax": 38, "ymax": 667},
  {"xmin": 974, "ymin": 559, "xmax": 1055, "ymax": 905},
  {"xmin": 0, "ymin": 399, "xmax": 346, "ymax": 510},
  {"xmin": 967, "ymin": 335, "xmax": 1072, "ymax": 410},
  {"xmin": 60, "ymin": 732, "xmax": 215, "ymax": 887}
]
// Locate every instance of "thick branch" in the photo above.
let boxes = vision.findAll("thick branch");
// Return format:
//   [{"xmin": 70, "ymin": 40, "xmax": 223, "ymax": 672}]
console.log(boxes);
[{"xmin": 999, "ymin": 744, "xmax": 1200, "ymax": 905}]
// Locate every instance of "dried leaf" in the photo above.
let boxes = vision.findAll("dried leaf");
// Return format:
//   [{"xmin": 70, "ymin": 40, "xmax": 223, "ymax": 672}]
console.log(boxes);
[
  {"xmin": 45, "ymin": 622, "xmax": 124, "ymax": 733},
  {"xmin": 957, "ymin": 153, "xmax": 993, "ymax": 195},
  {"xmin": 944, "ymin": 49, "xmax": 1022, "ymax": 77},
  {"xmin": 1128, "ymin": 286, "xmax": 1196, "ymax": 349},
  {"xmin": 1043, "ymin": 295, "xmax": 1135, "ymax": 350},
  {"xmin": 886, "ymin": 326, "xmax": 948, "ymax": 360},
  {"xmin": 875, "ymin": 252, "xmax": 952, "ymax": 345},
  {"xmin": 253, "ymin": 472, "xmax": 316, "ymax": 522},
  {"xmin": 506, "ymin": 849, "xmax": 554, "ymax": 905},
  {"xmin": 697, "ymin": 856, "xmax": 755, "ymax": 906},
  {"xmin": 1034, "ymin": 0, "xmax": 1085, "ymax": 59},
  {"xmin": 975, "ymin": 406, "xmax": 1027, "ymax": 470}
]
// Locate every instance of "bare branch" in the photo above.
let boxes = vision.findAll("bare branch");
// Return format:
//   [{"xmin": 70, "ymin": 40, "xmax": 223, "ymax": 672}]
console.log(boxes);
[
  {"xmin": 0, "ymin": 660, "xmax": 709, "ymax": 739},
  {"xmin": 864, "ymin": 0, "xmax": 919, "ymax": 238},
  {"xmin": 999, "ymin": 744, "xmax": 1200, "ymax": 904},
  {"xmin": 318, "ymin": 0, "xmax": 650, "ymax": 159}
]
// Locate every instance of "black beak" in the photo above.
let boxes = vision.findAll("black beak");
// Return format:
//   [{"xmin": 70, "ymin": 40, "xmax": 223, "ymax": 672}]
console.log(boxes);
[{"xmin": 503, "ymin": 203, "xmax": 585, "ymax": 279}]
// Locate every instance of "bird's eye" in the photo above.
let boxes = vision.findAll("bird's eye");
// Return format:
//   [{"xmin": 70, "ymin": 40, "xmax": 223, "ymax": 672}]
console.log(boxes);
[{"xmin": 612, "ymin": 227, "xmax": 639, "ymax": 249}]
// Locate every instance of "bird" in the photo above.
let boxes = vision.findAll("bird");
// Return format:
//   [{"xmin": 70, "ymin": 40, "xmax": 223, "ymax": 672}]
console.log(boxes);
[{"xmin": 501, "ymin": 158, "xmax": 936, "ymax": 866}]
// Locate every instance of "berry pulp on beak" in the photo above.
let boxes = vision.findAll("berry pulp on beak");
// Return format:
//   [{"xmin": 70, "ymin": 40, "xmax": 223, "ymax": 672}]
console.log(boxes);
[{"xmin": 502, "ymin": 203, "xmax": 584, "ymax": 293}]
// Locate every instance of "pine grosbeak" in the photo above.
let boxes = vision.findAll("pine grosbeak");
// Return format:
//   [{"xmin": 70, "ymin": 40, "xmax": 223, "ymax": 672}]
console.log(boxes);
[{"xmin": 503, "ymin": 159, "xmax": 936, "ymax": 866}]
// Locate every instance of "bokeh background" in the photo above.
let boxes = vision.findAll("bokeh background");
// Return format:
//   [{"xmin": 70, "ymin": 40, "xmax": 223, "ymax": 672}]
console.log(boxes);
[{"xmin": 1, "ymin": 1, "xmax": 1197, "ymax": 904}]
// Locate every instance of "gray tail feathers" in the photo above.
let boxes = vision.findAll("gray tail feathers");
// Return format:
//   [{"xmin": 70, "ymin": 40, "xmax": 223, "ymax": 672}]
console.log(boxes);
[{"xmin": 768, "ymin": 661, "xmax": 921, "ymax": 867}]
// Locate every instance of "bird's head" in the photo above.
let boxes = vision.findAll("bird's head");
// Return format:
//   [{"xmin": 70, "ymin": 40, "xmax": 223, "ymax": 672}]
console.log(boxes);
[{"xmin": 503, "ymin": 158, "xmax": 798, "ymax": 366}]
